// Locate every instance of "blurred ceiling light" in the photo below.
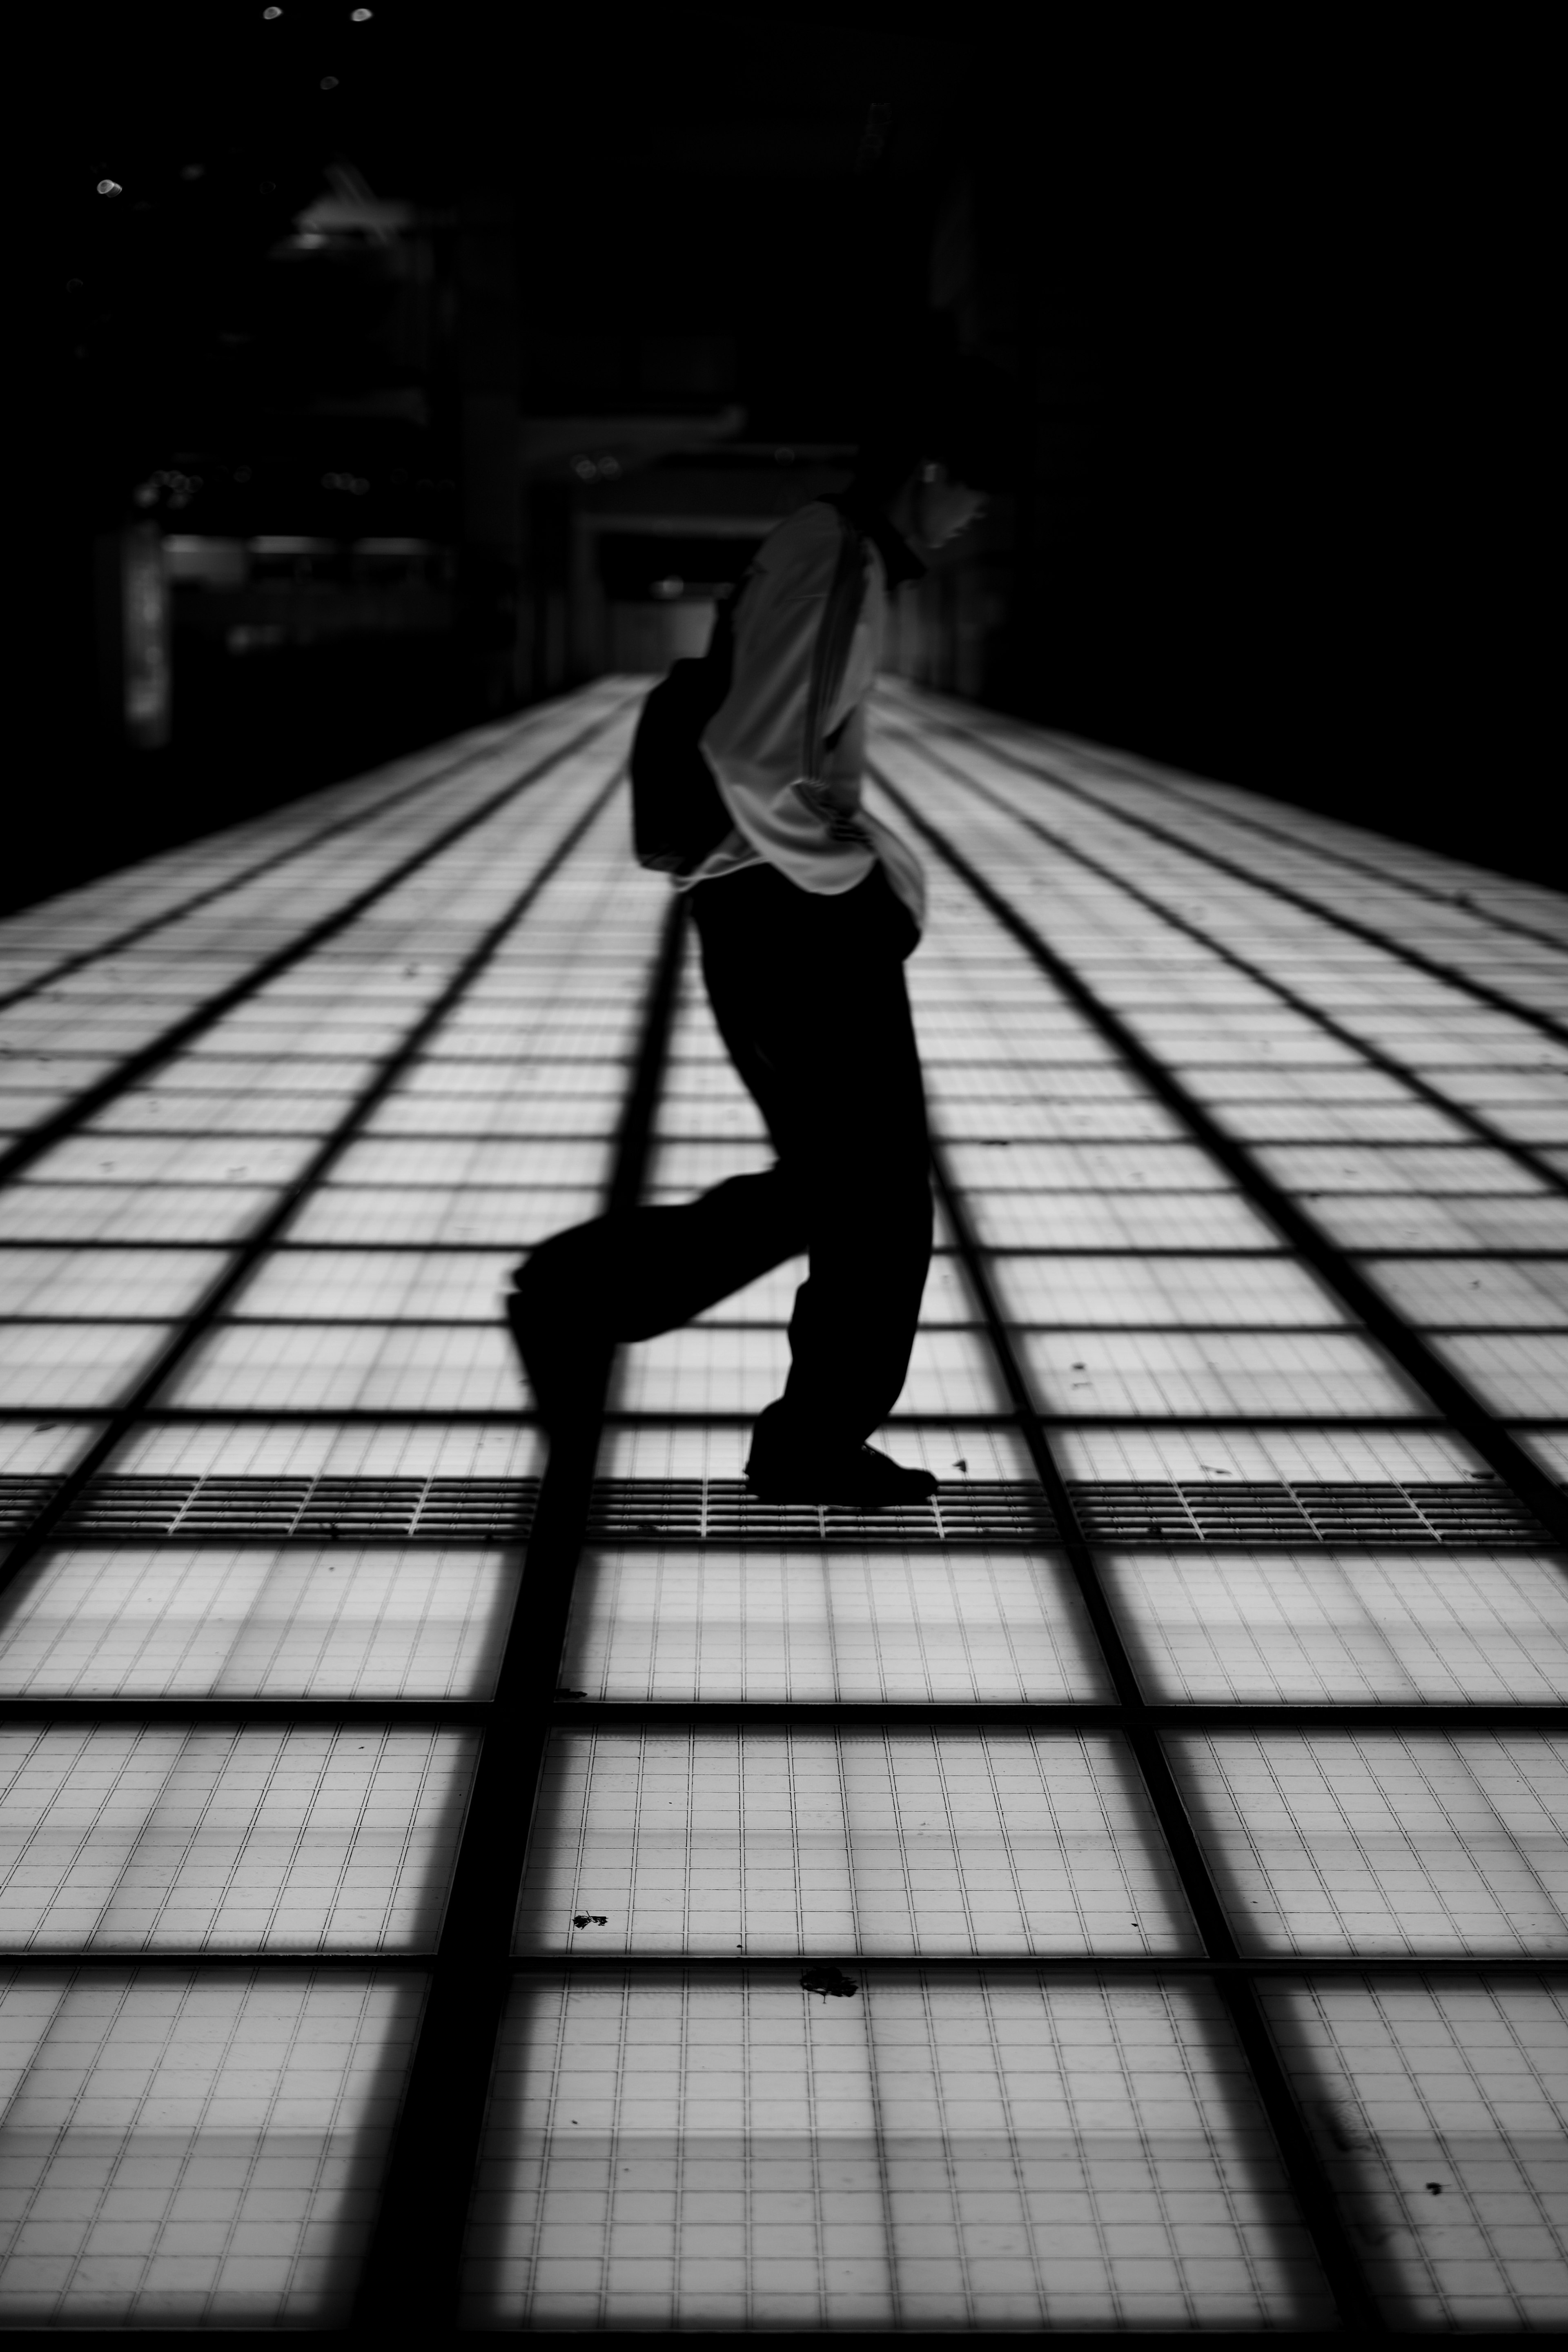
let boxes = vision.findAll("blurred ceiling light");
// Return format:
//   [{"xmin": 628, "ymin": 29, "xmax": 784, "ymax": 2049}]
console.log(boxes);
[
  {"xmin": 96, "ymin": 180, "xmax": 122, "ymax": 197},
  {"xmin": 351, "ymin": 6, "xmax": 374, "ymax": 16},
  {"xmin": 263, "ymin": 5, "xmax": 282, "ymax": 15},
  {"xmin": 320, "ymin": 76, "xmax": 340, "ymax": 89},
  {"xmin": 651, "ymin": 577, "xmax": 684, "ymax": 599}
]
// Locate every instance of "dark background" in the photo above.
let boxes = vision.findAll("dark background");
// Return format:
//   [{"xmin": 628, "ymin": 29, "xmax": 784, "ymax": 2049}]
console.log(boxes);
[{"xmin": 31, "ymin": 0, "xmax": 1555, "ymax": 918}]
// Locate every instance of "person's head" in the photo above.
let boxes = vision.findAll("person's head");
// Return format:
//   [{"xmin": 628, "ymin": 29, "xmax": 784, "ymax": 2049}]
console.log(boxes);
[
  {"xmin": 903, "ymin": 459, "xmax": 989, "ymax": 550},
  {"xmin": 845, "ymin": 346, "xmax": 1026, "ymax": 551}
]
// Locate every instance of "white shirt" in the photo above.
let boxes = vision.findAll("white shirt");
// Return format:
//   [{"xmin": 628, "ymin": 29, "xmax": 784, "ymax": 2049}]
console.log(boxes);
[{"xmin": 674, "ymin": 499, "xmax": 927, "ymax": 935}]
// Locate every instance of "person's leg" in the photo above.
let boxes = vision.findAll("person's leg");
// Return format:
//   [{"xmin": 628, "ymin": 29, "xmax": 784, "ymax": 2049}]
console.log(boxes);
[
  {"xmin": 506, "ymin": 875, "xmax": 811, "ymax": 1434},
  {"xmin": 693, "ymin": 860, "xmax": 935, "ymax": 1474},
  {"xmin": 508, "ymin": 861, "xmax": 935, "ymax": 1488}
]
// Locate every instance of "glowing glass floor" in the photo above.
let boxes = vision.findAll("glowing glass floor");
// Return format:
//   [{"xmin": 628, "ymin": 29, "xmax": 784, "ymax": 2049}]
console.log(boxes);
[{"xmin": 0, "ymin": 675, "xmax": 1564, "ymax": 2333}]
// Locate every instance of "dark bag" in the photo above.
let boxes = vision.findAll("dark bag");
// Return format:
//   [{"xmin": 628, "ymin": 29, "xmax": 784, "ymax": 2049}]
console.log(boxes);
[
  {"xmin": 628, "ymin": 581, "xmax": 748, "ymax": 876},
  {"xmin": 629, "ymin": 511, "xmax": 868, "ymax": 876}
]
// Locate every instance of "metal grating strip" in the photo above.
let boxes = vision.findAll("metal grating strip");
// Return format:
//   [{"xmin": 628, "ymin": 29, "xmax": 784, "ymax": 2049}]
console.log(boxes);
[{"xmin": 0, "ymin": 1473, "xmax": 1559, "ymax": 1547}]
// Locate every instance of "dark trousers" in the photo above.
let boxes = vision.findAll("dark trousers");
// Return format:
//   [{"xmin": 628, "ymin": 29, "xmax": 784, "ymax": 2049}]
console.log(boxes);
[{"xmin": 513, "ymin": 859, "xmax": 932, "ymax": 1451}]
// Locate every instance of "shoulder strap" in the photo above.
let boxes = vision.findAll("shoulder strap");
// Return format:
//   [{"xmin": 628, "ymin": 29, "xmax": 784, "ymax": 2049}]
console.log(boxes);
[{"xmin": 801, "ymin": 511, "xmax": 867, "ymax": 783}]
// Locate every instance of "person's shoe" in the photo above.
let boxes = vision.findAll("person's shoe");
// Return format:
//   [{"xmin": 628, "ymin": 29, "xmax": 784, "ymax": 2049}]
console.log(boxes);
[
  {"xmin": 505, "ymin": 1251, "xmax": 611, "ymax": 1439},
  {"xmin": 745, "ymin": 1428, "xmax": 939, "ymax": 1510}
]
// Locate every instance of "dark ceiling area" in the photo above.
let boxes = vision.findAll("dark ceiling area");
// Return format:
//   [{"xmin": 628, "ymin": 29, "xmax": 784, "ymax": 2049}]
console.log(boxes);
[{"xmin": 33, "ymin": 1, "xmax": 1557, "ymax": 905}]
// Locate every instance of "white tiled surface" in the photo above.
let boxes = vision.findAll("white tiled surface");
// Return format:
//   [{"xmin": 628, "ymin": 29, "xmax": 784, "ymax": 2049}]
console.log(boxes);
[
  {"xmin": 559, "ymin": 1546, "xmax": 1107, "ymax": 1704},
  {"xmin": 517, "ymin": 1731, "xmax": 1196, "ymax": 1957},
  {"xmin": 462, "ymin": 1973, "xmax": 1332, "ymax": 2330},
  {"xmin": 1107, "ymin": 1549, "xmax": 1568, "ymax": 1704},
  {"xmin": 2, "ymin": 675, "xmax": 1566, "ymax": 2325},
  {"xmin": 1263, "ymin": 1978, "xmax": 1568, "ymax": 2329},
  {"xmin": 0, "ymin": 1968, "xmax": 423, "ymax": 2325},
  {"xmin": 1169, "ymin": 1733, "xmax": 1568, "ymax": 1953},
  {"xmin": 0, "ymin": 1727, "xmax": 475, "ymax": 1950},
  {"xmin": 0, "ymin": 1544, "xmax": 516, "ymax": 1700}
]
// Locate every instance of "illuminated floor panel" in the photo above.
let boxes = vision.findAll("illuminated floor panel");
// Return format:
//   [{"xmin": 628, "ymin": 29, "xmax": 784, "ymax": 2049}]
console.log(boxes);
[
  {"xmin": 517, "ymin": 1729, "xmax": 1196, "ymax": 1956},
  {"xmin": 163, "ymin": 1323, "xmax": 526, "ymax": 1415},
  {"xmin": 558, "ymin": 1546, "xmax": 1106, "ymax": 1704},
  {"xmin": 1018, "ymin": 1326, "xmax": 1421, "ymax": 1419},
  {"xmin": 1047, "ymin": 1423, "xmax": 1495, "ymax": 1481},
  {"xmin": 1169, "ymin": 1732, "xmax": 1568, "ymax": 1953},
  {"xmin": 1258, "ymin": 1978, "xmax": 1568, "ymax": 2329},
  {"xmin": 0, "ymin": 1968, "xmax": 423, "ymax": 2327},
  {"xmin": 0, "ymin": 1543, "xmax": 516, "ymax": 1699},
  {"xmin": 1, "ymin": 680, "xmax": 1564, "ymax": 2331},
  {"xmin": 988, "ymin": 1252, "xmax": 1345, "ymax": 1328},
  {"xmin": 463, "ymin": 1973, "xmax": 1331, "ymax": 2332},
  {"xmin": 0, "ymin": 1724, "xmax": 475, "ymax": 1950},
  {"xmin": 106, "ymin": 1418, "xmax": 546, "ymax": 1481},
  {"xmin": 1106, "ymin": 1548, "xmax": 1568, "ymax": 1702},
  {"xmin": 287, "ymin": 1182, "xmax": 603, "ymax": 1245}
]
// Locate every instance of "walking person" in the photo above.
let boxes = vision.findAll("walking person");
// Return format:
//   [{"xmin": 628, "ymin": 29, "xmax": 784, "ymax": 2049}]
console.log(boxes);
[{"xmin": 506, "ymin": 355, "xmax": 1018, "ymax": 1506}]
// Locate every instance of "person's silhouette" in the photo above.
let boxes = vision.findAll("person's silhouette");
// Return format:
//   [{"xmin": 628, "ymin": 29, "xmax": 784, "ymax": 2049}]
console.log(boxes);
[{"xmin": 507, "ymin": 359, "xmax": 1019, "ymax": 1506}]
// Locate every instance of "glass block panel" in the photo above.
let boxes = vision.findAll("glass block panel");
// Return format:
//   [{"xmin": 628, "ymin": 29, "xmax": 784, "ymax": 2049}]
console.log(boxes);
[
  {"xmin": 1109, "ymin": 1548, "xmax": 1568, "ymax": 1704},
  {"xmin": 291, "ymin": 1182, "xmax": 601, "ymax": 1245},
  {"xmin": 0, "ymin": 1544, "xmax": 517, "ymax": 1699},
  {"xmin": 0, "ymin": 1420, "xmax": 105, "ymax": 1474},
  {"xmin": 363, "ymin": 1091, "xmax": 624, "ymax": 1140},
  {"xmin": 327, "ymin": 1136, "xmax": 613, "ymax": 1189},
  {"xmin": 1255, "ymin": 1143, "xmax": 1546, "ymax": 1196},
  {"xmin": 106, "ymin": 1419, "xmax": 544, "ymax": 1480},
  {"xmin": 1517, "ymin": 1427, "xmax": 1568, "ymax": 1477},
  {"xmin": 0, "ymin": 1726, "xmax": 476, "ymax": 1949},
  {"xmin": 945, "ymin": 1141, "xmax": 1234, "ymax": 1192},
  {"xmin": 1430, "ymin": 1332, "xmax": 1568, "ymax": 1418},
  {"xmin": 31, "ymin": 1134, "xmax": 321, "ymax": 1187},
  {"xmin": 0, "ymin": 1180, "xmax": 281, "ymax": 1244},
  {"xmin": 989, "ymin": 1251, "xmax": 1343, "ymax": 1328},
  {"xmin": 463, "ymin": 1971, "xmax": 1330, "ymax": 2330},
  {"xmin": 0, "ymin": 1246, "xmax": 228, "ymax": 1319},
  {"xmin": 931, "ymin": 1094, "xmax": 1187, "ymax": 1143},
  {"xmin": 1169, "ymin": 1732, "xmax": 1568, "ymax": 1953},
  {"xmin": 234, "ymin": 1247, "xmax": 519, "ymax": 1322},
  {"xmin": 517, "ymin": 1731, "xmax": 1195, "ymax": 1956},
  {"xmin": 1053, "ymin": 1424, "xmax": 1489, "ymax": 1483},
  {"xmin": 0, "ymin": 1967, "xmax": 421, "ymax": 2325},
  {"xmin": 559, "ymin": 1547, "xmax": 1107, "ymax": 1704},
  {"xmin": 1204, "ymin": 1101, "xmax": 1473, "ymax": 1147},
  {"xmin": 91, "ymin": 1089, "xmax": 350, "ymax": 1138},
  {"xmin": 163, "ymin": 1322, "xmax": 521, "ymax": 1414},
  {"xmin": 0, "ymin": 1323, "xmax": 177, "ymax": 1410},
  {"xmin": 1362, "ymin": 1257, "xmax": 1568, "ymax": 1328},
  {"xmin": 962, "ymin": 1190, "xmax": 1284, "ymax": 1250},
  {"xmin": 1261, "ymin": 1977, "xmax": 1568, "ymax": 2329},
  {"xmin": 1020, "ymin": 1327, "xmax": 1420, "ymax": 1418}
]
